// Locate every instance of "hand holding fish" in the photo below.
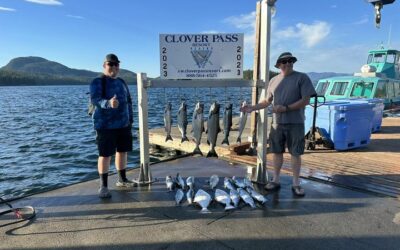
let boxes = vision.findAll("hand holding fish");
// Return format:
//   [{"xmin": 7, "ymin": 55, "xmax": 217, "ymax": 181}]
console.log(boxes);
[{"xmin": 240, "ymin": 104, "xmax": 254, "ymax": 113}]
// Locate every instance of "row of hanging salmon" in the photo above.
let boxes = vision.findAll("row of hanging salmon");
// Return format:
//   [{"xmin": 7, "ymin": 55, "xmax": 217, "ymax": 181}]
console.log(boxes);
[{"xmin": 164, "ymin": 101, "xmax": 249, "ymax": 157}]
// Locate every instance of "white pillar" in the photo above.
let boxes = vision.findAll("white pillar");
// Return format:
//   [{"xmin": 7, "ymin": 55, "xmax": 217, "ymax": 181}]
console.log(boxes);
[
  {"xmin": 135, "ymin": 72, "xmax": 153, "ymax": 184},
  {"xmin": 252, "ymin": 0, "xmax": 275, "ymax": 184}
]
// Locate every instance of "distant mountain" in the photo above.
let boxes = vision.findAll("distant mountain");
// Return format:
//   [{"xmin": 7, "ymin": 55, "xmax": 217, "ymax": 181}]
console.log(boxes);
[
  {"xmin": 307, "ymin": 72, "xmax": 351, "ymax": 85},
  {"xmin": 0, "ymin": 56, "xmax": 137, "ymax": 86}
]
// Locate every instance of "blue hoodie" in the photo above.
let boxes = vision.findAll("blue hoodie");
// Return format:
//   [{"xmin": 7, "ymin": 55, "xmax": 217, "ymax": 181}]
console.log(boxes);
[{"xmin": 90, "ymin": 76, "xmax": 133, "ymax": 130}]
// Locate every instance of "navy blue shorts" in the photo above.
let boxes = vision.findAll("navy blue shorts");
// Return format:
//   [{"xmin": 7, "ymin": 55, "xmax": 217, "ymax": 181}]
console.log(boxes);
[{"xmin": 96, "ymin": 126, "xmax": 133, "ymax": 157}]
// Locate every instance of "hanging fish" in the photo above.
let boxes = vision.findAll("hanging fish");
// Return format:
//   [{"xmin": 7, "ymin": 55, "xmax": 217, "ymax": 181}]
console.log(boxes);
[
  {"xmin": 206, "ymin": 101, "xmax": 221, "ymax": 157},
  {"xmin": 192, "ymin": 102, "xmax": 204, "ymax": 155},
  {"xmin": 164, "ymin": 102, "xmax": 173, "ymax": 142},
  {"xmin": 237, "ymin": 101, "xmax": 248, "ymax": 144},
  {"xmin": 215, "ymin": 189, "xmax": 235, "ymax": 211},
  {"xmin": 177, "ymin": 101, "xmax": 189, "ymax": 143},
  {"xmin": 209, "ymin": 174, "xmax": 219, "ymax": 190},
  {"xmin": 221, "ymin": 103, "xmax": 233, "ymax": 145},
  {"xmin": 194, "ymin": 189, "xmax": 212, "ymax": 213}
]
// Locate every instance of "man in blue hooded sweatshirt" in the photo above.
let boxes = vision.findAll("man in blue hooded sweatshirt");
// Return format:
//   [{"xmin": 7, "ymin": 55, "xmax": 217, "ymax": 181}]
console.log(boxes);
[{"xmin": 90, "ymin": 53, "xmax": 134, "ymax": 198}]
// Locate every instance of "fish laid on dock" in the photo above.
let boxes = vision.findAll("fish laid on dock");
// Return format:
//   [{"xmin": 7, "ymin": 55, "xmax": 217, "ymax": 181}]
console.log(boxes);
[
  {"xmin": 164, "ymin": 102, "xmax": 173, "ymax": 142},
  {"xmin": 209, "ymin": 174, "xmax": 219, "ymax": 190},
  {"xmin": 237, "ymin": 101, "xmax": 248, "ymax": 144},
  {"xmin": 176, "ymin": 173, "xmax": 186, "ymax": 190},
  {"xmin": 175, "ymin": 189, "xmax": 184, "ymax": 205},
  {"xmin": 186, "ymin": 176, "xmax": 195, "ymax": 190},
  {"xmin": 166, "ymin": 175, "xmax": 174, "ymax": 191},
  {"xmin": 194, "ymin": 189, "xmax": 212, "ymax": 213},
  {"xmin": 238, "ymin": 188, "xmax": 256, "ymax": 209},
  {"xmin": 192, "ymin": 102, "xmax": 204, "ymax": 155},
  {"xmin": 229, "ymin": 189, "xmax": 240, "ymax": 208},
  {"xmin": 221, "ymin": 103, "xmax": 233, "ymax": 145},
  {"xmin": 246, "ymin": 187, "xmax": 267, "ymax": 204},
  {"xmin": 224, "ymin": 177, "xmax": 236, "ymax": 191},
  {"xmin": 177, "ymin": 101, "xmax": 189, "ymax": 143},
  {"xmin": 206, "ymin": 101, "xmax": 221, "ymax": 157},
  {"xmin": 186, "ymin": 188, "xmax": 194, "ymax": 205},
  {"xmin": 215, "ymin": 189, "xmax": 235, "ymax": 211}
]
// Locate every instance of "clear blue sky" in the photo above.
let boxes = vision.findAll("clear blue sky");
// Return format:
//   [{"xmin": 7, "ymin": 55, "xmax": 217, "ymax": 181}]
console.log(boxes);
[{"xmin": 1, "ymin": 0, "xmax": 399, "ymax": 77}]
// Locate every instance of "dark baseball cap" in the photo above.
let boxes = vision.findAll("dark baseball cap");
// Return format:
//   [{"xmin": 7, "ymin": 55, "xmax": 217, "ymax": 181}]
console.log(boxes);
[
  {"xmin": 104, "ymin": 53, "xmax": 120, "ymax": 63},
  {"xmin": 275, "ymin": 52, "xmax": 297, "ymax": 68}
]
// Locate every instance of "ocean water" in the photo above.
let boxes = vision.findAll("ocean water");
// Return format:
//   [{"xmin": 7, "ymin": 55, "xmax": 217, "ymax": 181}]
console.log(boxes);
[{"xmin": 0, "ymin": 85, "xmax": 251, "ymax": 199}]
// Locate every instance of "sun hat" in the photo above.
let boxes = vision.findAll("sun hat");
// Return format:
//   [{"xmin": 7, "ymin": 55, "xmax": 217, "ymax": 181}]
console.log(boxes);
[
  {"xmin": 274, "ymin": 52, "xmax": 297, "ymax": 68},
  {"xmin": 104, "ymin": 53, "xmax": 120, "ymax": 63}
]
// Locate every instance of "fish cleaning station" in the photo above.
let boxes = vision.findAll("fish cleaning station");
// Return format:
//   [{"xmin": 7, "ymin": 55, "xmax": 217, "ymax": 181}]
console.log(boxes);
[{"xmin": 1, "ymin": 1, "xmax": 400, "ymax": 249}]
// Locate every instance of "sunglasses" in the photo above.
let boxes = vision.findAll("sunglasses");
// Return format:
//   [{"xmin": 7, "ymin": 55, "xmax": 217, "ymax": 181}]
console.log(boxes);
[
  {"xmin": 279, "ymin": 59, "xmax": 295, "ymax": 65},
  {"xmin": 107, "ymin": 62, "xmax": 119, "ymax": 67}
]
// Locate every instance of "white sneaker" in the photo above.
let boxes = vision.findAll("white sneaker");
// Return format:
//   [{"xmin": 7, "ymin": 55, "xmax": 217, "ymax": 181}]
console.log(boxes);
[
  {"xmin": 98, "ymin": 186, "xmax": 112, "ymax": 198},
  {"xmin": 116, "ymin": 179, "xmax": 135, "ymax": 188}
]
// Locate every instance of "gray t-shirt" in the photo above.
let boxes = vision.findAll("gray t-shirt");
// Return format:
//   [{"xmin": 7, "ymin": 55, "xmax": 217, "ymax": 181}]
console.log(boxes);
[{"xmin": 266, "ymin": 71, "xmax": 316, "ymax": 124}]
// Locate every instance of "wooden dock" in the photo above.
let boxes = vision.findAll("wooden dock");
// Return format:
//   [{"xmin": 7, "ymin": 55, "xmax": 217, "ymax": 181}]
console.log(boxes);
[{"xmin": 149, "ymin": 117, "xmax": 400, "ymax": 198}]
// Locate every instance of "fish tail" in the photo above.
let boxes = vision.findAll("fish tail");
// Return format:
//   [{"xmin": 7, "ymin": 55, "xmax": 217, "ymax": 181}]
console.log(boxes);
[
  {"xmin": 225, "ymin": 204, "xmax": 235, "ymax": 211},
  {"xmin": 181, "ymin": 136, "xmax": 189, "ymax": 143},
  {"xmin": 193, "ymin": 146, "xmax": 203, "ymax": 156},
  {"xmin": 206, "ymin": 149, "xmax": 218, "ymax": 158},
  {"xmin": 165, "ymin": 135, "xmax": 173, "ymax": 142},
  {"xmin": 221, "ymin": 137, "xmax": 230, "ymax": 145},
  {"xmin": 200, "ymin": 208, "xmax": 211, "ymax": 214},
  {"xmin": 236, "ymin": 137, "xmax": 241, "ymax": 144}
]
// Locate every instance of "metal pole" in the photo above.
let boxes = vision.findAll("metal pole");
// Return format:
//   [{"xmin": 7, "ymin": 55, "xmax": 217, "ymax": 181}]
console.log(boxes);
[
  {"xmin": 134, "ymin": 72, "xmax": 155, "ymax": 185},
  {"xmin": 252, "ymin": 0, "xmax": 275, "ymax": 184}
]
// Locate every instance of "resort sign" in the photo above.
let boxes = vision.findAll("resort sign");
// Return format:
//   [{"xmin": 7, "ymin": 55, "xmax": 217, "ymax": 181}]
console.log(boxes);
[{"xmin": 159, "ymin": 33, "xmax": 244, "ymax": 79}]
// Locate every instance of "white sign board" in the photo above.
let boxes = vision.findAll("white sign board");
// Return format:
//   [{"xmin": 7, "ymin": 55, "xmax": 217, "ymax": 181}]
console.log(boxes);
[{"xmin": 159, "ymin": 33, "xmax": 244, "ymax": 79}]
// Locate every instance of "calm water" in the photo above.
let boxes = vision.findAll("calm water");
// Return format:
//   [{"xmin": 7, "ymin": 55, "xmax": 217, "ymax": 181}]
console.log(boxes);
[{"xmin": 0, "ymin": 85, "xmax": 250, "ymax": 199}]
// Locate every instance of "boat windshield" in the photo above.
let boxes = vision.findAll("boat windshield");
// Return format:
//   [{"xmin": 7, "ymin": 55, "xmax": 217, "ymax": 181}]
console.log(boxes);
[
  {"xmin": 330, "ymin": 81, "xmax": 348, "ymax": 96},
  {"xmin": 350, "ymin": 82, "xmax": 374, "ymax": 97},
  {"xmin": 316, "ymin": 81, "xmax": 330, "ymax": 95},
  {"xmin": 367, "ymin": 53, "xmax": 386, "ymax": 64}
]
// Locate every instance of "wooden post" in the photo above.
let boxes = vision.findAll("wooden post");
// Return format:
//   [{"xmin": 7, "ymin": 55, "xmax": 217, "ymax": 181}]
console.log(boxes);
[
  {"xmin": 252, "ymin": 0, "xmax": 274, "ymax": 184},
  {"xmin": 248, "ymin": 1, "xmax": 262, "ymax": 156},
  {"xmin": 134, "ymin": 72, "xmax": 154, "ymax": 185}
]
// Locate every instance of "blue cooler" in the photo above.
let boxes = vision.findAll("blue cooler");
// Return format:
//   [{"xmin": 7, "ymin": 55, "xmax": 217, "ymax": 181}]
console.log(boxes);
[
  {"xmin": 305, "ymin": 101, "xmax": 374, "ymax": 151},
  {"xmin": 333, "ymin": 98, "xmax": 384, "ymax": 133}
]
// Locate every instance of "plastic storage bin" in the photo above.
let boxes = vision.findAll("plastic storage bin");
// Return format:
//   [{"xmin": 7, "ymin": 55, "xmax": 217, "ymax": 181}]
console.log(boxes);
[
  {"xmin": 305, "ymin": 101, "xmax": 374, "ymax": 151},
  {"xmin": 333, "ymin": 98, "xmax": 384, "ymax": 133}
]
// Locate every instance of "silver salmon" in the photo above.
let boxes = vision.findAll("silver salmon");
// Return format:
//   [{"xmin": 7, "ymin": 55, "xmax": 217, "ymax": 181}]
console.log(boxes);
[
  {"xmin": 221, "ymin": 103, "xmax": 233, "ymax": 145},
  {"xmin": 206, "ymin": 101, "xmax": 221, "ymax": 157},
  {"xmin": 192, "ymin": 102, "xmax": 204, "ymax": 155},
  {"xmin": 237, "ymin": 101, "xmax": 248, "ymax": 144},
  {"xmin": 177, "ymin": 101, "xmax": 189, "ymax": 143},
  {"xmin": 164, "ymin": 102, "xmax": 173, "ymax": 142}
]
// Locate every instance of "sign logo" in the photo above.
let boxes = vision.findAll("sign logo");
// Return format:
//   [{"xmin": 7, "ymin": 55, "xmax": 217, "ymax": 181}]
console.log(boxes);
[{"xmin": 191, "ymin": 47, "xmax": 213, "ymax": 68}]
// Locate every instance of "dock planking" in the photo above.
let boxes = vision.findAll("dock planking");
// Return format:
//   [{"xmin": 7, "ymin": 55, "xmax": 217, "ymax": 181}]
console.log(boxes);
[{"xmin": 149, "ymin": 116, "xmax": 400, "ymax": 198}]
